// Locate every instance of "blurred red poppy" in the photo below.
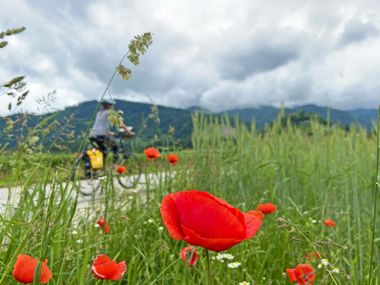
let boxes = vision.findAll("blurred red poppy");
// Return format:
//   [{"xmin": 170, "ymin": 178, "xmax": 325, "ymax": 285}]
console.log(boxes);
[
  {"xmin": 97, "ymin": 218, "xmax": 110, "ymax": 234},
  {"xmin": 116, "ymin": 165, "xmax": 127, "ymax": 174},
  {"xmin": 167, "ymin": 154, "xmax": 179, "ymax": 165},
  {"xmin": 305, "ymin": 251, "xmax": 321, "ymax": 261},
  {"xmin": 144, "ymin": 147, "xmax": 161, "ymax": 160},
  {"xmin": 247, "ymin": 210, "xmax": 265, "ymax": 220},
  {"xmin": 160, "ymin": 190, "xmax": 262, "ymax": 252},
  {"xmin": 91, "ymin": 254, "xmax": 126, "ymax": 281},
  {"xmin": 180, "ymin": 246, "xmax": 199, "ymax": 266},
  {"xmin": 286, "ymin": 264, "xmax": 315, "ymax": 285},
  {"xmin": 12, "ymin": 254, "xmax": 52, "ymax": 284},
  {"xmin": 257, "ymin": 202, "xmax": 277, "ymax": 214},
  {"xmin": 323, "ymin": 219, "xmax": 336, "ymax": 227}
]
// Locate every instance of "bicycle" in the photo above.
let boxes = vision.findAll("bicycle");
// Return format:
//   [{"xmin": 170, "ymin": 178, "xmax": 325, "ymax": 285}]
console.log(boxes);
[{"xmin": 70, "ymin": 129, "xmax": 142, "ymax": 196}]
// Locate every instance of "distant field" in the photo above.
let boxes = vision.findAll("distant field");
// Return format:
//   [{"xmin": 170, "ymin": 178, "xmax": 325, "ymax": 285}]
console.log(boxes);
[{"xmin": 0, "ymin": 114, "xmax": 379, "ymax": 284}]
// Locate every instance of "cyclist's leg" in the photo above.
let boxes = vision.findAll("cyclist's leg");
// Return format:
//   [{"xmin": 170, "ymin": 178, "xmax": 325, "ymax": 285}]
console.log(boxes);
[{"xmin": 106, "ymin": 137, "xmax": 119, "ymax": 164}]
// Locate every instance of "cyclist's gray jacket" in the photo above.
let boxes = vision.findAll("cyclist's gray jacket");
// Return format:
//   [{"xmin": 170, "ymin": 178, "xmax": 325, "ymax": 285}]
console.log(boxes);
[{"xmin": 89, "ymin": 110, "xmax": 111, "ymax": 137}]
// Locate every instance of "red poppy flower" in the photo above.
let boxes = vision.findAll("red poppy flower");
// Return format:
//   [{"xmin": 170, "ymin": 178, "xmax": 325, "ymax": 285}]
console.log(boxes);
[
  {"xmin": 305, "ymin": 251, "xmax": 321, "ymax": 261},
  {"xmin": 167, "ymin": 154, "xmax": 179, "ymax": 165},
  {"xmin": 180, "ymin": 246, "xmax": 199, "ymax": 266},
  {"xmin": 144, "ymin": 147, "xmax": 161, "ymax": 160},
  {"xmin": 116, "ymin": 165, "xmax": 127, "ymax": 174},
  {"xmin": 257, "ymin": 202, "xmax": 277, "ymax": 214},
  {"xmin": 247, "ymin": 210, "xmax": 265, "ymax": 220},
  {"xmin": 323, "ymin": 219, "xmax": 336, "ymax": 227},
  {"xmin": 160, "ymin": 190, "xmax": 262, "ymax": 252},
  {"xmin": 97, "ymin": 218, "xmax": 110, "ymax": 234},
  {"xmin": 91, "ymin": 254, "xmax": 126, "ymax": 280},
  {"xmin": 12, "ymin": 254, "xmax": 52, "ymax": 284},
  {"xmin": 286, "ymin": 264, "xmax": 316, "ymax": 285}
]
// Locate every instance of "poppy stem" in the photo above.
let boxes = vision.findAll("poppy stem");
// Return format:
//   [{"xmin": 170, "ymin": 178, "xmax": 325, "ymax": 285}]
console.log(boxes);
[{"xmin": 205, "ymin": 249, "xmax": 213, "ymax": 285}]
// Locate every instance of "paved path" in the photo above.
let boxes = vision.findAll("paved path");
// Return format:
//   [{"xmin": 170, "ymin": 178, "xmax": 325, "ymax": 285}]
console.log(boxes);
[{"xmin": 0, "ymin": 173, "xmax": 168, "ymax": 214}]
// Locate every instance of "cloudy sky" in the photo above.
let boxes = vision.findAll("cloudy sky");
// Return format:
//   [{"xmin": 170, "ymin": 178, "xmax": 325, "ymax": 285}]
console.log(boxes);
[{"xmin": 1, "ymin": 0, "xmax": 380, "ymax": 115}]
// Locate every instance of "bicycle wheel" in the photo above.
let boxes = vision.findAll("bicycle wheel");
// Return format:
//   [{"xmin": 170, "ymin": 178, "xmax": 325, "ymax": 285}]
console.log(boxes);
[
  {"xmin": 116, "ymin": 154, "xmax": 142, "ymax": 189},
  {"xmin": 70, "ymin": 156, "xmax": 102, "ymax": 196}
]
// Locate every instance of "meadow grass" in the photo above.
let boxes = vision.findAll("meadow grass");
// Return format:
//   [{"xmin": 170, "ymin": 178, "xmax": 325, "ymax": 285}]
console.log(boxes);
[{"xmin": 0, "ymin": 113, "xmax": 379, "ymax": 284}]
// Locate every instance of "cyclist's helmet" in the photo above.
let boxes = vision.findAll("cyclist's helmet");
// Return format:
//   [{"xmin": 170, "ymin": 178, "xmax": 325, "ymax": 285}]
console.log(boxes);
[{"xmin": 101, "ymin": 98, "xmax": 115, "ymax": 106}]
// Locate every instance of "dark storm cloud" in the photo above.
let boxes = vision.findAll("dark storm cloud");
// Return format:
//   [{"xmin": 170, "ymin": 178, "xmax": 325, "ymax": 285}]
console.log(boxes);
[{"xmin": 220, "ymin": 40, "xmax": 300, "ymax": 80}]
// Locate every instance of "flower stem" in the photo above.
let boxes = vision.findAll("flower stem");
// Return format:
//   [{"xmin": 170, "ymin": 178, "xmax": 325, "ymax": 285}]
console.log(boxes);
[{"xmin": 205, "ymin": 249, "xmax": 213, "ymax": 285}]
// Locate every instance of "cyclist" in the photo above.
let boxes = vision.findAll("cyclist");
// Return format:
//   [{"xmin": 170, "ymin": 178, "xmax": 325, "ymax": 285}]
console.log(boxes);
[{"xmin": 89, "ymin": 99, "xmax": 135, "ymax": 164}]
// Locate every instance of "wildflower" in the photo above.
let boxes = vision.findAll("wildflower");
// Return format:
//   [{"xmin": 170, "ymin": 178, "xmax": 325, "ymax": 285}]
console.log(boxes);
[
  {"xmin": 158, "ymin": 226, "xmax": 164, "ymax": 231},
  {"xmin": 257, "ymin": 202, "xmax": 277, "ymax": 214},
  {"xmin": 239, "ymin": 282, "xmax": 250, "ymax": 285},
  {"xmin": 227, "ymin": 262, "xmax": 242, "ymax": 268},
  {"xmin": 167, "ymin": 154, "xmax": 179, "ymax": 165},
  {"xmin": 311, "ymin": 219, "xmax": 317, "ymax": 224},
  {"xmin": 144, "ymin": 147, "xmax": 160, "ymax": 160},
  {"xmin": 305, "ymin": 251, "xmax": 321, "ymax": 261},
  {"xmin": 76, "ymin": 239, "xmax": 83, "ymax": 244},
  {"xmin": 12, "ymin": 254, "xmax": 52, "ymax": 284},
  {"xmin": 323, "ymin": 219, "xmax": 336, "ymax": 227},
  {"xmin": 331, "ymin": 268, "xmax": 340, "ymax": 274},
  {"xmin": 320, "ymin": 259, "xmax": 330, "ymax": 267},
  {"xmin": 116, "ymin": 165, "xmax": 127, "ymax": 174},
  {"xmin": 92, "ymin": 254, "xmax": 126, "ymax": 281},
  {"xmin": 247, "ymin": 209, "xmax": 265, "ymax": 220},
  {"xmin": 180, "ymin": 246, "xmax": 199, "ymax": 266},
  {"xmin": 286, "ymin": 264, "xmax": 316, "ymax": 285},
  {"xmin": 144, "ymin": 219, "xmax": 155, "ymax": 225},
  {"xmin": 160, "ymin": 190, "xmax": 262, "ymax": 252},
  {"xmin": 215, "ymin": 253, "xmax": 234, "ymax": 261},
  {"xmin": 97, "ymin": 218, "xmax": 110, "ymax": 234},
  {"xmin": 72, "ymin": 230, "xmax": 78, "ymax": 235}
]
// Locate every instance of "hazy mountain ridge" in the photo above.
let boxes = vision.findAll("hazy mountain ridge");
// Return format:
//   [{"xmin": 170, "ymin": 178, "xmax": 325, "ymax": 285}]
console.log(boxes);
[
  {"xmin": 224, "ymin": 104, "xmax": 378, "ymax": 129},
  {"xmin": 0, "ymin": 100, "xmax": 377, "ymax": 152}
]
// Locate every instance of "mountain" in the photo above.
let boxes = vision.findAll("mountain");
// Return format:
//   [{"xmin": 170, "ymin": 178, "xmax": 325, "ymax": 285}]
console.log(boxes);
[
  {"xmin": 223, "ymin": 104, "xmax": 378, "ymax": 130},
  {"xmin": 347, "ymin": 108, "xmax": 378, "ymax": 129},
  {"xmin": 0, "ymin": 100, "xmax": 193, "ymax": 151},
  {"xmin": 185, "ymin": 106, "xmax": 211, "ymax": 113},
  {"xmin": 0, "ymin": 101, "xmax": 377, "ymax": 152}
]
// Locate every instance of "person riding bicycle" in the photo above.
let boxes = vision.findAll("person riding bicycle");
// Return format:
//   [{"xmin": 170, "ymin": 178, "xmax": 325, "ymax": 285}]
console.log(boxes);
[{"xmin": 89, "ymin": 99, "xmax": 135, "ymax": 164}]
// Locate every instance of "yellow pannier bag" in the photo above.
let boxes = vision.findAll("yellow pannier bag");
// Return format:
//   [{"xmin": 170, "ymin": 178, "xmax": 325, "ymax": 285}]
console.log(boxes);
[{"xmin": 87, "ymin": 149, "xmax": 104, "ymax": 169}]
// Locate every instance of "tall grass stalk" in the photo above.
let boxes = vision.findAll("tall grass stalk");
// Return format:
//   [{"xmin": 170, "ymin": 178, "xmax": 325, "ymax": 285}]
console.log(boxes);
[{"xmin": 369, "ymin": 106, "xmax": 380, "ymax": 284}]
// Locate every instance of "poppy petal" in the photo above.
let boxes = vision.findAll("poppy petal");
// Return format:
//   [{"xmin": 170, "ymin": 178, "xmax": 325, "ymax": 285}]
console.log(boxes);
[
  {"xmin": 92, "ymin": 261, "xmax": 118, "ymax": 280},
  {"xmin": 286, "ymin": 268, "xmax": 297, "ymax": 282},
  {"xmin": 109, "ymin": 261, "xmax": 127, "ymax": 280},
  {"xmin": 13, "ymin": 255, "xmax": 37, "ymax": 283},
  {"xmin": 40, "ymin": 260, "xmax": 53, "ymax": 284},
  {"xmin": 182, "ymin": 224, "xmax": 242, "ymax": 252},
  {"xmin": 171, "ymin": 191, "xmax": 246, "ymax": 239},
  {"xmin": 247, "ymin": 210, "xmax": 265, "ymax": 220},
  {"xmin": 160, "ymin": 196, "xmax": 186, "ymax": 240},
  {"xmin": 243, "ymin": 213, "xmax": 262, "ymax": 239},
  {"xmin": 12, "ymin": 255, "xmax": 52, "ymax": 284},
  {"xmin": 93, "ymin": 254, "xmax": 112, "ymax": 266}
]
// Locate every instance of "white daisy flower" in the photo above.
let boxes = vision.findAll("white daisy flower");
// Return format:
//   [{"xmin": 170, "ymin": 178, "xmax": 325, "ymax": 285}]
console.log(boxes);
[
  {"xmin": 321, "ymin": 259, "xmax": 330, "ymax": 267},
  {"xmin": 228, "ymin": 262, "xmax": 242, "ymax": 269}
]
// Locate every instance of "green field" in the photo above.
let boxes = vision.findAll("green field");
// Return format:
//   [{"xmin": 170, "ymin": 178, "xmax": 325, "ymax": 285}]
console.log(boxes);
[{"xmin": 0, "ymin": 113, "xmax": 379, "ymax": 284}]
